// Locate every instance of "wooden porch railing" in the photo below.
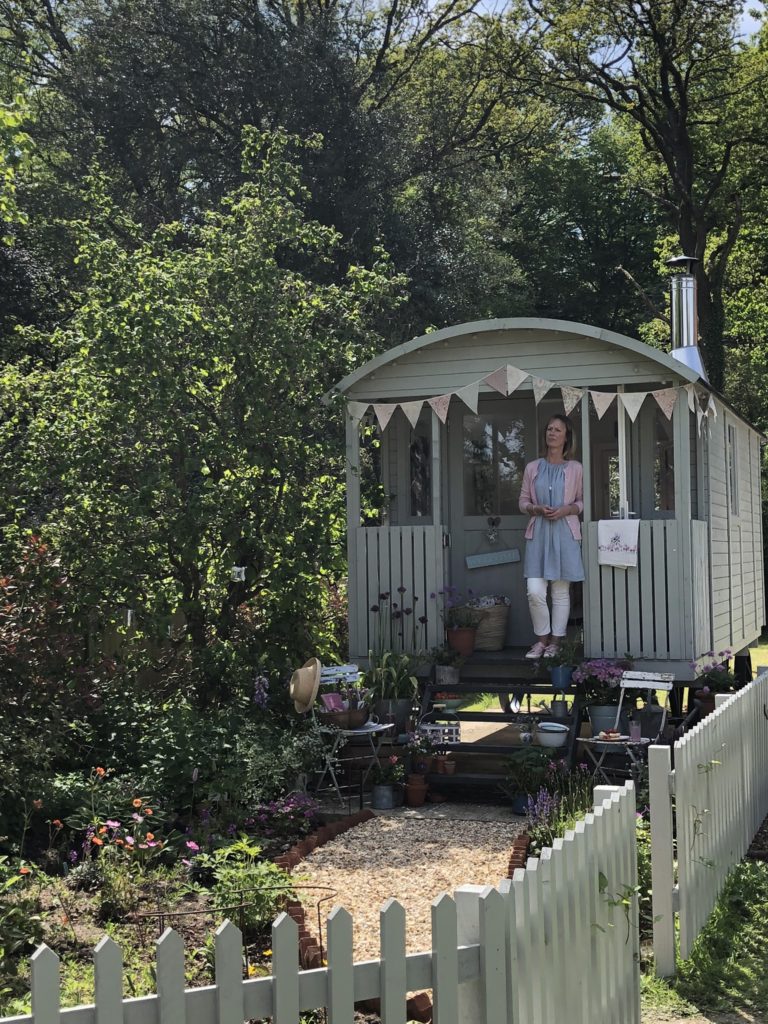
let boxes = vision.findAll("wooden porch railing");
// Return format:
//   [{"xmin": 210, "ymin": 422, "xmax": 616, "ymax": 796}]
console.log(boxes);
[
  {"xmin": 584, "ymin": 519, "xmax": 711, "ymax": 661},
  {"xmin": 349, "ymin": 526, "xmax": 444, "ymax": 661}
]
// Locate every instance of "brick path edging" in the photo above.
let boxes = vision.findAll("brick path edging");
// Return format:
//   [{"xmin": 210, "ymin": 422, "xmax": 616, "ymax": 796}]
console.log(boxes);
[{"xmin": 274, "ymin": 812, "xmax": 531, "ymax": 1022}]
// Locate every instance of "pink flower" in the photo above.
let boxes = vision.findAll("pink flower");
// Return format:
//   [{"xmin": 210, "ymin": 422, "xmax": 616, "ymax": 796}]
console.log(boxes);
[
  {"xmin": 186, "ymin": 840, "xmax": 200, "ymax": 852},
  {"xmin": 125, "ymin": 836, "xmax": 135, "ymax": 846}
]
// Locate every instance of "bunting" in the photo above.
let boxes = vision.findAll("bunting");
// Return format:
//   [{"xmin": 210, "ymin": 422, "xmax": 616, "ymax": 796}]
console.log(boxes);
[
  {"xmin": 560, "ymin": 385, "xmax": 583, "ymax": 416},
  {"xmin": 532, "ymin": 377, "xmax": 553, "ymax": 405},
  {"xmin": 400, "ymin": 400, "xmax": 423, "ymax": 429},
  {"xmin": 619, "ymin": 392, "xmax": 646, "ymax": 423},
  {"xmin": 651, "ymin": 388, "xmax": 678, "ymax": 421},
  {"xmin": 347, "ymin": 401, "xmax": 369, "ymax": 428},
  {"xmin": 590, "ymin": 391, "xmax": 616, "ymax": 420},
  {"xmin": 428, "ymin": 394, "xmax": 451, "ymax": 423},
  {"xmin": 349, "ymin": 360, "xmax": 719, "ymax": 434},
  {"xmin": 456, "ymin": 381, "xmax": 480, "ymax": 414},
  {"xmin": 373, "ymin": 403, "xmax": 395, "ymax": 432}
]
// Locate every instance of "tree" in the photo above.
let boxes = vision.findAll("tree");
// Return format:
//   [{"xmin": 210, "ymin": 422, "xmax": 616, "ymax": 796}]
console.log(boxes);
[
  {"xmin": 0, "ymin": 128, "xmax": 403, "ymax": 701},
  {"xmin": 514, "ymin": 0, "xmax": 768, "ymax": 389}
]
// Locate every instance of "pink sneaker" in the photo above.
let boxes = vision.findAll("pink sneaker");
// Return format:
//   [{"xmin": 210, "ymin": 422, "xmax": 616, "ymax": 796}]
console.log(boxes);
[
  {"xmin": 525, "ymin": 640, "xmax": 547, "ymax": 659},
  {"xmin": 543, "ymin": 643, "xmax": 560, "ymax": 658}
]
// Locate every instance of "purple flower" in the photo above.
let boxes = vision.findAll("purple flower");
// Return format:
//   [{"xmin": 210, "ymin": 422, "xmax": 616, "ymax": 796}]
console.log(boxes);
[{"xmin": 105, "ymin": 819, "xmax": 121, "ymax": 829}]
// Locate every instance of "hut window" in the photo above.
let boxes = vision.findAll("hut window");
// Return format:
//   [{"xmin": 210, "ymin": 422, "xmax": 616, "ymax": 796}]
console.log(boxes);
[
  {"xmin": 463, "ymin": 414, "xmax": 526, "ymax": 515},
  {"xmin": 727, "ymin": 424, "xmax": 739, "ymax": 515},
  {"xmin": 653, "ymin": 408, "xmax": 675, "ymax": 513},
  {"xmin": 409, "ymin": 425, "xmax": 432, "ymax": 518}
]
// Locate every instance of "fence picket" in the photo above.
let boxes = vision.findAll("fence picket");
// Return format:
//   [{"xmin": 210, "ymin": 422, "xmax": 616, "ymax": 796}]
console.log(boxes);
[
  {"xmin": 156, "ymin": 928, "xmax": 186, "ymax": 1024},
  {"xmin": 508, "ymin": 869, "xmax": 530, "ymax": 1024},
  {"xmin": 432, "ymin": 894, "xmax": 458, "ymax": 1024},
  {"xmin": 214, "ymin": 920, "xmax": 244, "ymax": 1024},
  {"xmin": 30, "ymin": 944, "xmax": 59, "ymax": 1024},
  {"xmin": 327, "ymin": 907, "xmax": 354, "ymax": 1024},
  {"xmin": 272, "ymin": 913, "xmax": 299, "ymax": 1024},
  {"xmin": 479, "ymin": 886, "xmax": 506, "ymax": 1024},
  {"xmin": 94, "ymin": 935, "xmax": 123, "ymax": 1024},
  {"xmin": 570, "ymin": 820, "xmax": 592, "ymax": 1024},
  {"xmin": 380, "ymin": 899, "xmax": 407, "ymax": 1024}
]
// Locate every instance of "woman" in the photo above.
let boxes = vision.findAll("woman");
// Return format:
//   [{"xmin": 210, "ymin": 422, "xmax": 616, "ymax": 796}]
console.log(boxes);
[{"xmin": 519, "ymin": 413, "xmax": 584, "ymax": 658}]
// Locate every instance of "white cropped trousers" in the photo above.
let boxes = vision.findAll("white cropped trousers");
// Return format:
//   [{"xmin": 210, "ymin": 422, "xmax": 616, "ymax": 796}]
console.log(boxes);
[{"xmin": 526, "ymin": 578, "xmax": 571, "ymax": 638}]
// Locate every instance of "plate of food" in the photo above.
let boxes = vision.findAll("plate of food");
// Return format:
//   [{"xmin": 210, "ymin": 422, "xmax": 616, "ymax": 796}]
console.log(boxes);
[{"xmin": 596, "ymin": 730, "xmax": 628, "ymax": 742}]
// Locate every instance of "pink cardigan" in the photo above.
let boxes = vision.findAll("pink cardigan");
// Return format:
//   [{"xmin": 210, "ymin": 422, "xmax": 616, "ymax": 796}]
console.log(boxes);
[{"xmin": 519, "ymin": 459, "xmax": 584, "ymax": 541}]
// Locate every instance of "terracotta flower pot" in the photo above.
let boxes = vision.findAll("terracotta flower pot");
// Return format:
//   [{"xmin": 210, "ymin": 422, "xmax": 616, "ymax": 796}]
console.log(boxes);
[
  {"xmin": 405, "ymin": 778, "xmax": 428, "ymax": 807},
  {"xmin": 443, "ymin": 759, "xmax": 456, "ymax": 775},
  {"xmin": 446, "ymin": 627, "xmax": 476, "ymax": 658}
]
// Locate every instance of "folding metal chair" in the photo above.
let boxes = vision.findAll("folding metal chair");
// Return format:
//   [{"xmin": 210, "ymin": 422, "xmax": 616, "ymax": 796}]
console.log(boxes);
[{"xmin": 581, "ymin": 670, "xmax": 674, "ymax": 783}]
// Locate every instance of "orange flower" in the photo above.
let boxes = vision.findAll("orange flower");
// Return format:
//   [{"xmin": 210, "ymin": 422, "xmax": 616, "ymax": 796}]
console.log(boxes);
[
  {"xmin": 98, "ymin": 826, "xmax": 107, "ymax": 835},
  {"xmin": 32, "ymin": 799, "xmax": 43, "ymax": 810},
  {"xmin": 145, "ymin": 808, "xmax": 153, "ymax": 815},
  {"xmin": 94, "ymin": 767, "xmax": 106, "ymax": 777},
  {"xmin": 91, "ymin": 836, "xmax": 103, "ymax": 846},
  {"xmin": 132, "ymin": 798, "xmax": 142, "ymax": 808},
  {"xmin": 145, "ymin": 833, "xmax": 155, "ymax": 841},
  {"xmin": 19, "ymin": 866, "xmax": 30, "ymax": 875},
  {"xmin": 113, "ymin": 838, "xmax": 125, "ymax": 846}
]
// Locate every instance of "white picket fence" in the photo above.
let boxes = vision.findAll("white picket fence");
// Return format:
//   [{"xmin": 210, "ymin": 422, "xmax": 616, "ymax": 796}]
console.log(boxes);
[
  {"xmin": 1, "ymin": 784, "xmax": 639, "ymax": 1024},
  {"xmin": 649, "ymin": 670, "xmax": 768, "ymax": 976}
]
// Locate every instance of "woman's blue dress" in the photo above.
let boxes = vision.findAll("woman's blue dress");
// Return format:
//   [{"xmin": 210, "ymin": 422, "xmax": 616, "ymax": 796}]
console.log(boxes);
[{"xmin": 523, "ymin": 460, "xmax": 585, "ymax": 582}]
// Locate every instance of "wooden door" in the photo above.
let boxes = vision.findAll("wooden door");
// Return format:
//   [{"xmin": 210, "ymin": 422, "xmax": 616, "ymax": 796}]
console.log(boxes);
[{"xmin": 446, "ymin": 395, "xmax": 536, "ymax": 646}]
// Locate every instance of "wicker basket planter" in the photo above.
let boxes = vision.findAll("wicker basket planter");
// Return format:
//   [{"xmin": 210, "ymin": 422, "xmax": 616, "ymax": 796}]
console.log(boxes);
[{"xmin": 473, "ymin": 603, "xmax": 509, "ymax": 651}]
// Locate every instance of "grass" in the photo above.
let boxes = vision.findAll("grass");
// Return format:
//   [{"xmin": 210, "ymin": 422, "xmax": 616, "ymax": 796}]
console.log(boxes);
[{"xmin": 642, "ymin": 861, "xmax": 768, "ymax": 1019}]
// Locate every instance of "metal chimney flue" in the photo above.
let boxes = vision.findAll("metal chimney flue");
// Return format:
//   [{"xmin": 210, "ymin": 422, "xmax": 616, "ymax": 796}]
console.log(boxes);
[{"xmin": 667, "ymin": 255, "xmax": 709, "ymax": 383}]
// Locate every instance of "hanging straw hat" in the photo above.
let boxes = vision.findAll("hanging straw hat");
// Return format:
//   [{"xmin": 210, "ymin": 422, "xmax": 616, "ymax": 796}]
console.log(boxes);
[{"xmin": 289, "ymin": 657, "xmax": 322, "ymax": 713}]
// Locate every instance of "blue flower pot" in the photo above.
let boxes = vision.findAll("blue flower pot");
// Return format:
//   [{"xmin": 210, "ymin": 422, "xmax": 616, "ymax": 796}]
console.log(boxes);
[{"xmin": 548, "ymin": 665, "xmax": 574, "ymax": 692}]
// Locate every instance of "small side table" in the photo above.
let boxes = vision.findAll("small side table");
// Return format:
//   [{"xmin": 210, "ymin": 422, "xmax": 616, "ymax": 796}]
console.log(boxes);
[{"xmin": 315, "ymin": 722, "xmax": 395, "ymax": 807}]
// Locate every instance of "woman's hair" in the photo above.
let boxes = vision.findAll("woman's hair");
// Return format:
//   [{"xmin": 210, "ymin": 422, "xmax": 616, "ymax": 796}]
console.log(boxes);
[{"xmin": 541, "ymin": 413, "xmax": 576, "ymax": 458}]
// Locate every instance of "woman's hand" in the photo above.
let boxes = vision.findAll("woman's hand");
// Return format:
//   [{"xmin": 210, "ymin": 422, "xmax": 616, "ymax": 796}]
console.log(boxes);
[{"xmin": 543, "ymin": 505, "xmax": 570, "ymax": 520}]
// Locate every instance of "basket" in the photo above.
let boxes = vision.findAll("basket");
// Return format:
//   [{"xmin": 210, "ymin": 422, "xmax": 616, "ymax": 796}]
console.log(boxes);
[
  {"xmin": 317, "ymin": 708, "xmax": 369, "ymax": 729},
  {"xmin": 473, "ymin": 603, "xmax": 509, "ymax": 651},
  {"xmin": 418, "ymin": 709, "xmax": 460, "ymax": 747}
]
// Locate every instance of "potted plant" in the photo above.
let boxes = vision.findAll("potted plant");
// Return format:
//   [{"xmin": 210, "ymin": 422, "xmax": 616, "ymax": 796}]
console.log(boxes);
[
  {"xmin": 499, "ymin": 747, "xmax": 551, "ymax": 815},
  {"xmin": 573, "ymin": 658, "xmax": 628, "ymax": 736},
  {"xmin": 542, "ymin": 637, "xmax": 581, "ymax": 692},
  {"xmin": 691, "ymin": 649, "xmax": 736, "ymax": 717},
  {"xmin": 364, "ymin": 650, "xmax": 419, "ymax": 735},
  {"xmin": 439, "ymin": 586, "xmax": 485, "ymax": 657},
  {"xmin": 370, "ymin": 754, "xmax": 406, "ymax": 809},
  {"xmin": 430, "ymin": 645, "xmax": 464, "ymax": 689},
  {"xmin": 406, "ymin": 731, "xmax": 436, "ymax": 774}
]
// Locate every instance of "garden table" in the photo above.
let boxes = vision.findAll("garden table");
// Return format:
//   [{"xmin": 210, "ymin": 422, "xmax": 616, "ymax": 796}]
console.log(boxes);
[{"xmin": 314, "ymin": 721, "xmax": 394, "ymax": 807}]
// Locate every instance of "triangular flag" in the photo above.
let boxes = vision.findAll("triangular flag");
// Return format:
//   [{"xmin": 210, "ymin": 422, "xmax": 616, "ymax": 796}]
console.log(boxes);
[
  {"xmin": 400, "ymin": 400, "xmax": 423, "ymax": 429},
  {"xmin": 428, "ymin": 394, "xmax": 451, "ymax": 423},
  {"xmin": 619, "ymin": 392, "xmax": 646, "ymax": 422},
  {"xmin": 590, "ymin": 391, "xmax": 616, "ymax": 419},
  {"xmin": 532, "ymin": 377, "xmax": 553, "ymax": 405},
  {"xmin": 373, "ymin": 403, "xmax": 396, "ymax": 431},
  {"xmin": 697, "ymin": 406, "xmax": 705, "ymax": 435},
  {"xmin": 706, "ymin": 394, "xmax": 717, "ymax": 421},
  {"xmin": 685, "ymin": 383, "xmax": 697, "ymax": 414},
  {"xmin": 560, "ymin": 386, "xmax": 583, "ymax": 416},
  {"xmin": 505, "ymin": 365, "xmax": 529, "ymax": 395},
  {"xmin": 347, "ymin": 401, "xmax": 369, "ymax": 428},
  {"xmin": 484, "ymin": 366, "xmax": 509, "ymax": 396},
  {"xmin": 651, "ymin": 388, "xmax": 678, "ymax": 421},
  {"xmin": 456, "ymin": 381, "xmax": 479, "ymax": 414}
]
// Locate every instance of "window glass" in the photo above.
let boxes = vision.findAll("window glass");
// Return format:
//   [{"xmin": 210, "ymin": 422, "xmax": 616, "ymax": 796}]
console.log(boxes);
[
  {"xmin": 463, "ymin": 415, "xmax": 526, "ymax": 515},
  {"xmin": 654, "ymin": 407, "xmax": 675, "ymax": 512},
  {"xmin": 409, "ymin": 427, "xmax": 431, "ymax": 517}
]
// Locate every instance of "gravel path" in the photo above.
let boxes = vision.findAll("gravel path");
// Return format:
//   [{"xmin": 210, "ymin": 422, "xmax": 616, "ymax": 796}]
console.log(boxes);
[{"xmin": 298, "ymin": 814, "xmax": 526, "ymax": 960}]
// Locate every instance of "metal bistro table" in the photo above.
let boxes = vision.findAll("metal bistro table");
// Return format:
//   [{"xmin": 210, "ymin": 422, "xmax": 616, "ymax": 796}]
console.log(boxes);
[{"xmin": 315, "ymin": 721, "xmax": 394, "ymax": 807}]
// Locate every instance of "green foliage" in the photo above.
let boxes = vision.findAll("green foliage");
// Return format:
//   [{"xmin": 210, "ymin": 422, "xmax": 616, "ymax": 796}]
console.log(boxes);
[
  {"xmin": 364, "ymin": 651, "xmax": 419, "ymax": 701},
  {"xmin": 0, "ymin": 858, "xmax": 44, "ymax": 1002},
  {"xmin": 196, "ymin": 837, "xmax": 294, "ymax": 934},
  {"xmin": 1, "ymin": 127, "xmax": 403, "ymax": 702},
  {"xmin": 501, "ymin": 747, "xmax": 551, "ymax": 798}
]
